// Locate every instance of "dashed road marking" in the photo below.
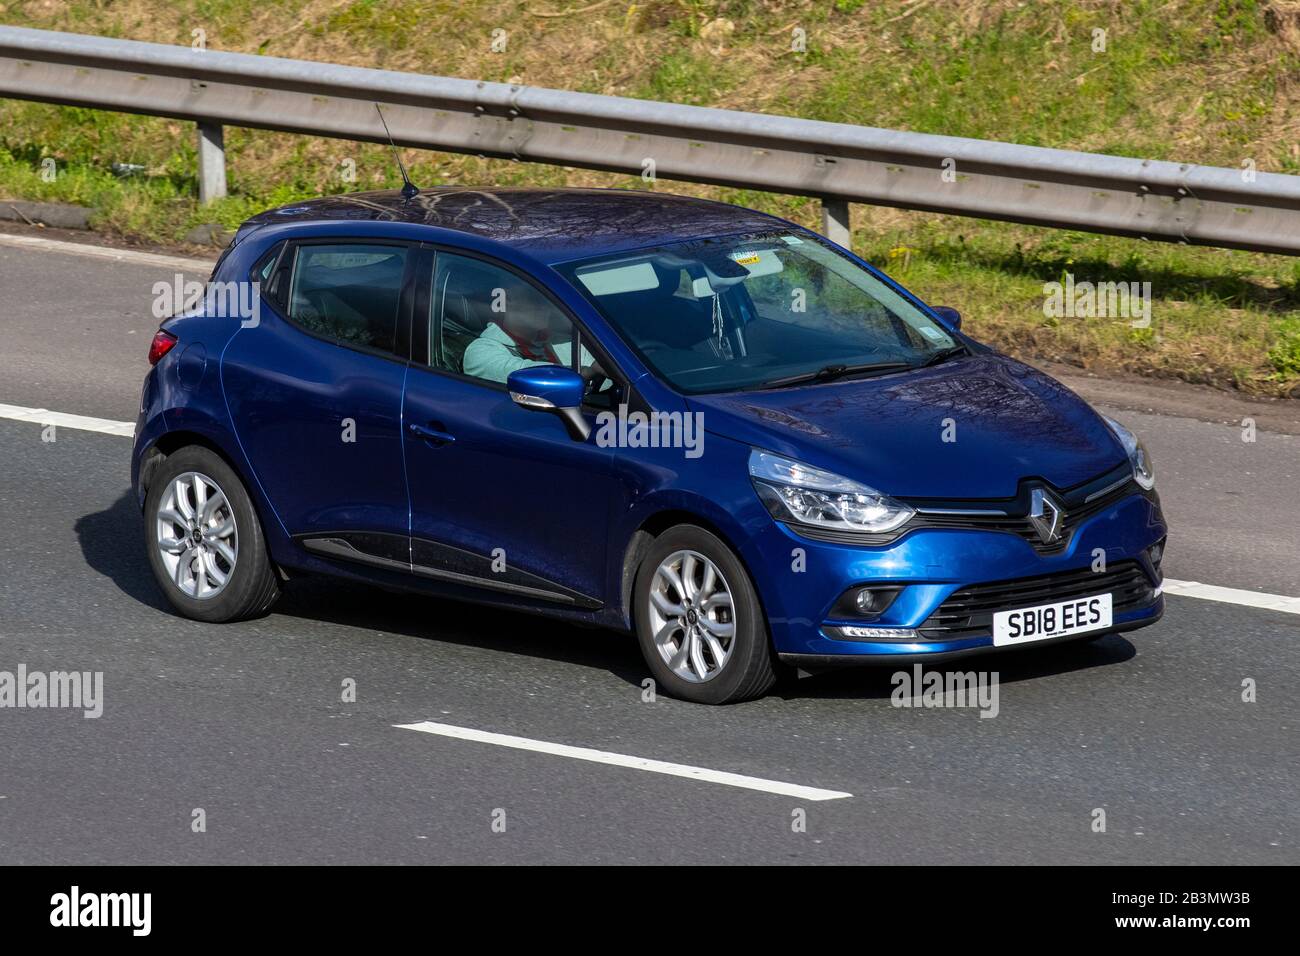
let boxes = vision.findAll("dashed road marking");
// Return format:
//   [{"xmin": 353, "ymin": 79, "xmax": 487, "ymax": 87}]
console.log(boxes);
[
  {"xmin": 396, "ymin": 720, "xmax": 854, "ymax": 801},
  {"xmin": 1162, "ymin": 579, "xmax": 1300, "ymax": 616},
  {"xmin": 0, "ymin": 403, "xmax": 134, "ymax": 438}
]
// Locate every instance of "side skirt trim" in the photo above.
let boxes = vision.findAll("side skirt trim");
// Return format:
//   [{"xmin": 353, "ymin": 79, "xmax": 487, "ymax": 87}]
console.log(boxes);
[{"xmin": 297, "ymin": 533, "xmax": 602, "ymax": 609}]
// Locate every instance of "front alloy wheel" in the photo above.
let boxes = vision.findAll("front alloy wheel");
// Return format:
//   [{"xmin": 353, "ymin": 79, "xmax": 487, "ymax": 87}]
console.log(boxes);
[
  {"xmin": 633, "ymin": 525, "xmax": 781, "ymax": 704},
  {"xmin": 647, "ymin": 549, "xmax": 735, "ymax": 682}
]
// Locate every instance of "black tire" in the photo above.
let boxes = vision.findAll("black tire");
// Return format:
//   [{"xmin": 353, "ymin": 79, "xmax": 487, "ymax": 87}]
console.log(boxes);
[
  {"xmin": 143, "ymin": 445, "xmax": 280, "ymax": 623},
  {"xmin": 632, "ymin": 525, "xmax": 780, "ymax": 704}
]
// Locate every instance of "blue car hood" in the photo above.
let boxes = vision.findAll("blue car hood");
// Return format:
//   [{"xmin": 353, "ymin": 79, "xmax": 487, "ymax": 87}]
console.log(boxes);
[{"xmin": 687, "ymin": 354, "xmax": 1127, "ymax": 499}]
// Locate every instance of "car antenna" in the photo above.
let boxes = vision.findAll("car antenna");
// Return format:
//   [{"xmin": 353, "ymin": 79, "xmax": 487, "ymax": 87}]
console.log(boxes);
[{"xmin": 375, "ymin": 104, "xmax": 420, "ymax": 201}]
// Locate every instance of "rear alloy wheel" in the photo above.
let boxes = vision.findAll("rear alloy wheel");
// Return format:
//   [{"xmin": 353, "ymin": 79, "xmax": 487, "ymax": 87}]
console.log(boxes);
[
  {"xmin": 155, "ymin": 471, "xmax": 238, "ymax": 600},
  {"xmin": 144, "ymin": 446, "xmax": 280, "ymax": 623},
  {"xmin": 634, "ymin": 526, "xmax": 780, "ymax": 704}
]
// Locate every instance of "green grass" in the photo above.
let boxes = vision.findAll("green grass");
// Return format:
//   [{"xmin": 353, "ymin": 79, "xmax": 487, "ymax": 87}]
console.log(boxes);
[
  {"xmin": 851, "ymin": 217, "xmax": 1300, "ymax": 392},
  {"xmin": 1, "ymin": 0, "xmax": 1299, "ymax": 394}
]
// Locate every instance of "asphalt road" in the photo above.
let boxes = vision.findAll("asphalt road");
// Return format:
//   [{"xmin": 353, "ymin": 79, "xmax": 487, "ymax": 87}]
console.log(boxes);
[{"xmin": 1, "ymin": 235, "xmax": 1296, "ymax": 864}]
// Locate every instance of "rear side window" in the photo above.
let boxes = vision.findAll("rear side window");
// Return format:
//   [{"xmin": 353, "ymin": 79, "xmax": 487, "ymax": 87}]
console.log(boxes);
[{"xmin": 287, "ymin": 243, "xmax": 408, "ymax": 353}]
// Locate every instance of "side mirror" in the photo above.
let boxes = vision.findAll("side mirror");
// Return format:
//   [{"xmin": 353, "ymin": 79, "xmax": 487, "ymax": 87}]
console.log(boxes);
[
  {"xmin": 507, "ymin": 365, "xmax": 590, "ymax": 441},
  {"xmin": 931, "ymin": 306, "xmax": 962, "ymax": 332}
]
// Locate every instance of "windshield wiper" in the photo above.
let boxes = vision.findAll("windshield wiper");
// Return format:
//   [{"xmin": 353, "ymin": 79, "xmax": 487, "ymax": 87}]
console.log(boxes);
[
  {"xmin": 915, "ymin": 344, "xmax": 969, "ymax": 368},
  {"xmin": 756, "ymin": 361, "xmax": 913, "ymax": 390}
]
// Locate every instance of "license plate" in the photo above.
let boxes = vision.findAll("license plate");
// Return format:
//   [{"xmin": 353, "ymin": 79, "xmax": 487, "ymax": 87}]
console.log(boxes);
[{"xmin": 992, "ymin": 593, "xmax": 1112, "ymax": 646}]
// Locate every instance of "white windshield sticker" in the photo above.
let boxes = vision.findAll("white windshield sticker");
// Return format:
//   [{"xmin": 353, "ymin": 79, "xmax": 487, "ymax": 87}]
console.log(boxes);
[{"xmin": 575, "ymin": 260, "xmax": 660, "ymax": 296}]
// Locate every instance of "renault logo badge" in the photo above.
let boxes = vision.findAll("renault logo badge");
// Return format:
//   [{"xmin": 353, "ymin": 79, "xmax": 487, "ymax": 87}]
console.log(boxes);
[{"xmin": 1028, "ymin": 487, "xmax": 1064, "ymax": 543}]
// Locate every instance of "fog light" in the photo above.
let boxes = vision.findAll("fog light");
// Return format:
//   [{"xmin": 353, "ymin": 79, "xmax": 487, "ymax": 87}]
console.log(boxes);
[
  {"xmin": 830, "ymin": 585, "xmax": 903, "ymax": 620},
  {"xmin": 1148, "ymin": 539, "xmax": 1165, "ymax": 572}
]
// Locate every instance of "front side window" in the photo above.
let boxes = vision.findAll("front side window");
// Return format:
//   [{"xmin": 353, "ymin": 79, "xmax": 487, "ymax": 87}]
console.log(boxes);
[
  {"xmin": 287, "ymin": 243, "xmax": 408, "ymax": 353},
  {"xmin": 554, "ymin": 232, "xmax": 959, "ymax": 393},
  {"xmin": 429, "ymin": 252, "xmax": 595, "ymax": 385}
]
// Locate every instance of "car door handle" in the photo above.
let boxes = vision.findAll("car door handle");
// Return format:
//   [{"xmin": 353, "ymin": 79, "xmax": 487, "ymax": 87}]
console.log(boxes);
[{"xmin": 408, "ymin": 422, "xmax": 456, "ymax": 445}]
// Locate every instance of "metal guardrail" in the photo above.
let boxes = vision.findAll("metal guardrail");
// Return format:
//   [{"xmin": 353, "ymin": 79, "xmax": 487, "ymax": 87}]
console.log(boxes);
[{"xmin": 2, "ymin": 25, "xmax": 1299, "ymax": 254}]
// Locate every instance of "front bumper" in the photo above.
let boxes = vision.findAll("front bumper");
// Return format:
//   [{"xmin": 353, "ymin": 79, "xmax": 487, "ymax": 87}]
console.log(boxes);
[
  {"xmin": 744, "ymin": 489, "xmax": 1167, "ymax": 662},
  {"xmin": 777, "ymin": 601, "xmax": 1163, "ymax": 667}
]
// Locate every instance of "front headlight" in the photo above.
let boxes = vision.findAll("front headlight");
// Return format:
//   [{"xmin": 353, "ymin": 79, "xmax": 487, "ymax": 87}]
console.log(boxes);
[
  {"xmin": 748, "ymin": 450, "xmax": 915, "ymax": 533},
  {"xmin": 1103, "ymin": 416, "xmax": 1155, "ymax": 490}
]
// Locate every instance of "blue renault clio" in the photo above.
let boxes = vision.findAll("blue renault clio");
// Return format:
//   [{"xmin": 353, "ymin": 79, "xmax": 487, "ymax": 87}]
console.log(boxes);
[{"xmin": 133, "ymin": 187, "xmax": 1165, "ymax": 704}]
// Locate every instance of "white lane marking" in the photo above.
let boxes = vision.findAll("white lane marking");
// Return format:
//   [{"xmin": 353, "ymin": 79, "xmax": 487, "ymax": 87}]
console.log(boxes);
[
  {"xmin": 1162, "ymin": 579, "xmax": 1300, "ymax": 615},
  {"xmin": 0, "ymin": 232, "xmax": 215, "ymax": 273},
  {"xmin": 0, "ymin": 403, "xmax": 134, "ymax": 438},
  {"xmin": 395, "ymin": 720, "xmax": 853, "ymax": 801},
  {"xmin": 3, "ymin": 400, "xmax": 1298, "ymax": 618}
]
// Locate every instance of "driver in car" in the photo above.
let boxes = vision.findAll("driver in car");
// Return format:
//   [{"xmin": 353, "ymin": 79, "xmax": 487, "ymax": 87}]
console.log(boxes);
[{"xmin": 463, "ymin": 278, "xmax": 601, "ymax": 385}]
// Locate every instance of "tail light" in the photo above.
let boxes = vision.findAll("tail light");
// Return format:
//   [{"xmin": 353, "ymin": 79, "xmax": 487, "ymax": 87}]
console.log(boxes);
[{"xmin": 148, "ymin": 329, "xmax": 178, "ymax": 366}]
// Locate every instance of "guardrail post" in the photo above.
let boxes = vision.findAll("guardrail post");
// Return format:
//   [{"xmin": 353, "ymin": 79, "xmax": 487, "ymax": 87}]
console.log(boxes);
[
  {"xmin": 820, "ymin": 197, "xmax": 851, "ymax": 248},
  {"xmin": 196, "ymin": 121, "xmax": 227, "ymax": 204}
]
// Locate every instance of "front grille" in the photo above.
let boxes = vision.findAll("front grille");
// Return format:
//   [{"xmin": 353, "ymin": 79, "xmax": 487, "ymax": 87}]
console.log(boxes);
[
  {"xmin": 918, "ymin": 561, "xmax": 1157, "ymax": 640},
  {"xmin": 907, "ymin": 479, "xmax": 1134, "ymax": 554},
  {"xmin": 903, "ymin": 469, "xmax": 1138, "ymax": 555},
  {"xmin": 792, "ymin": 464, "xmax": 1145, "ymax": 552}
]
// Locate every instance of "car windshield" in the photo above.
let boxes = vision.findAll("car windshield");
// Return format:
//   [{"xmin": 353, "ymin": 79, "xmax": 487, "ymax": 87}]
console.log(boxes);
[{"xmin": 554, "ymin": 231, "xmax": 959, "ymax": 393}]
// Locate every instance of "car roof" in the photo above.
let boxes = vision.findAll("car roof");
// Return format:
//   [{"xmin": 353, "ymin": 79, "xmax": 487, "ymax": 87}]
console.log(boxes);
[{"xmin": 239, "ymin": 187, "xmax": 794, "ymax": 263}]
